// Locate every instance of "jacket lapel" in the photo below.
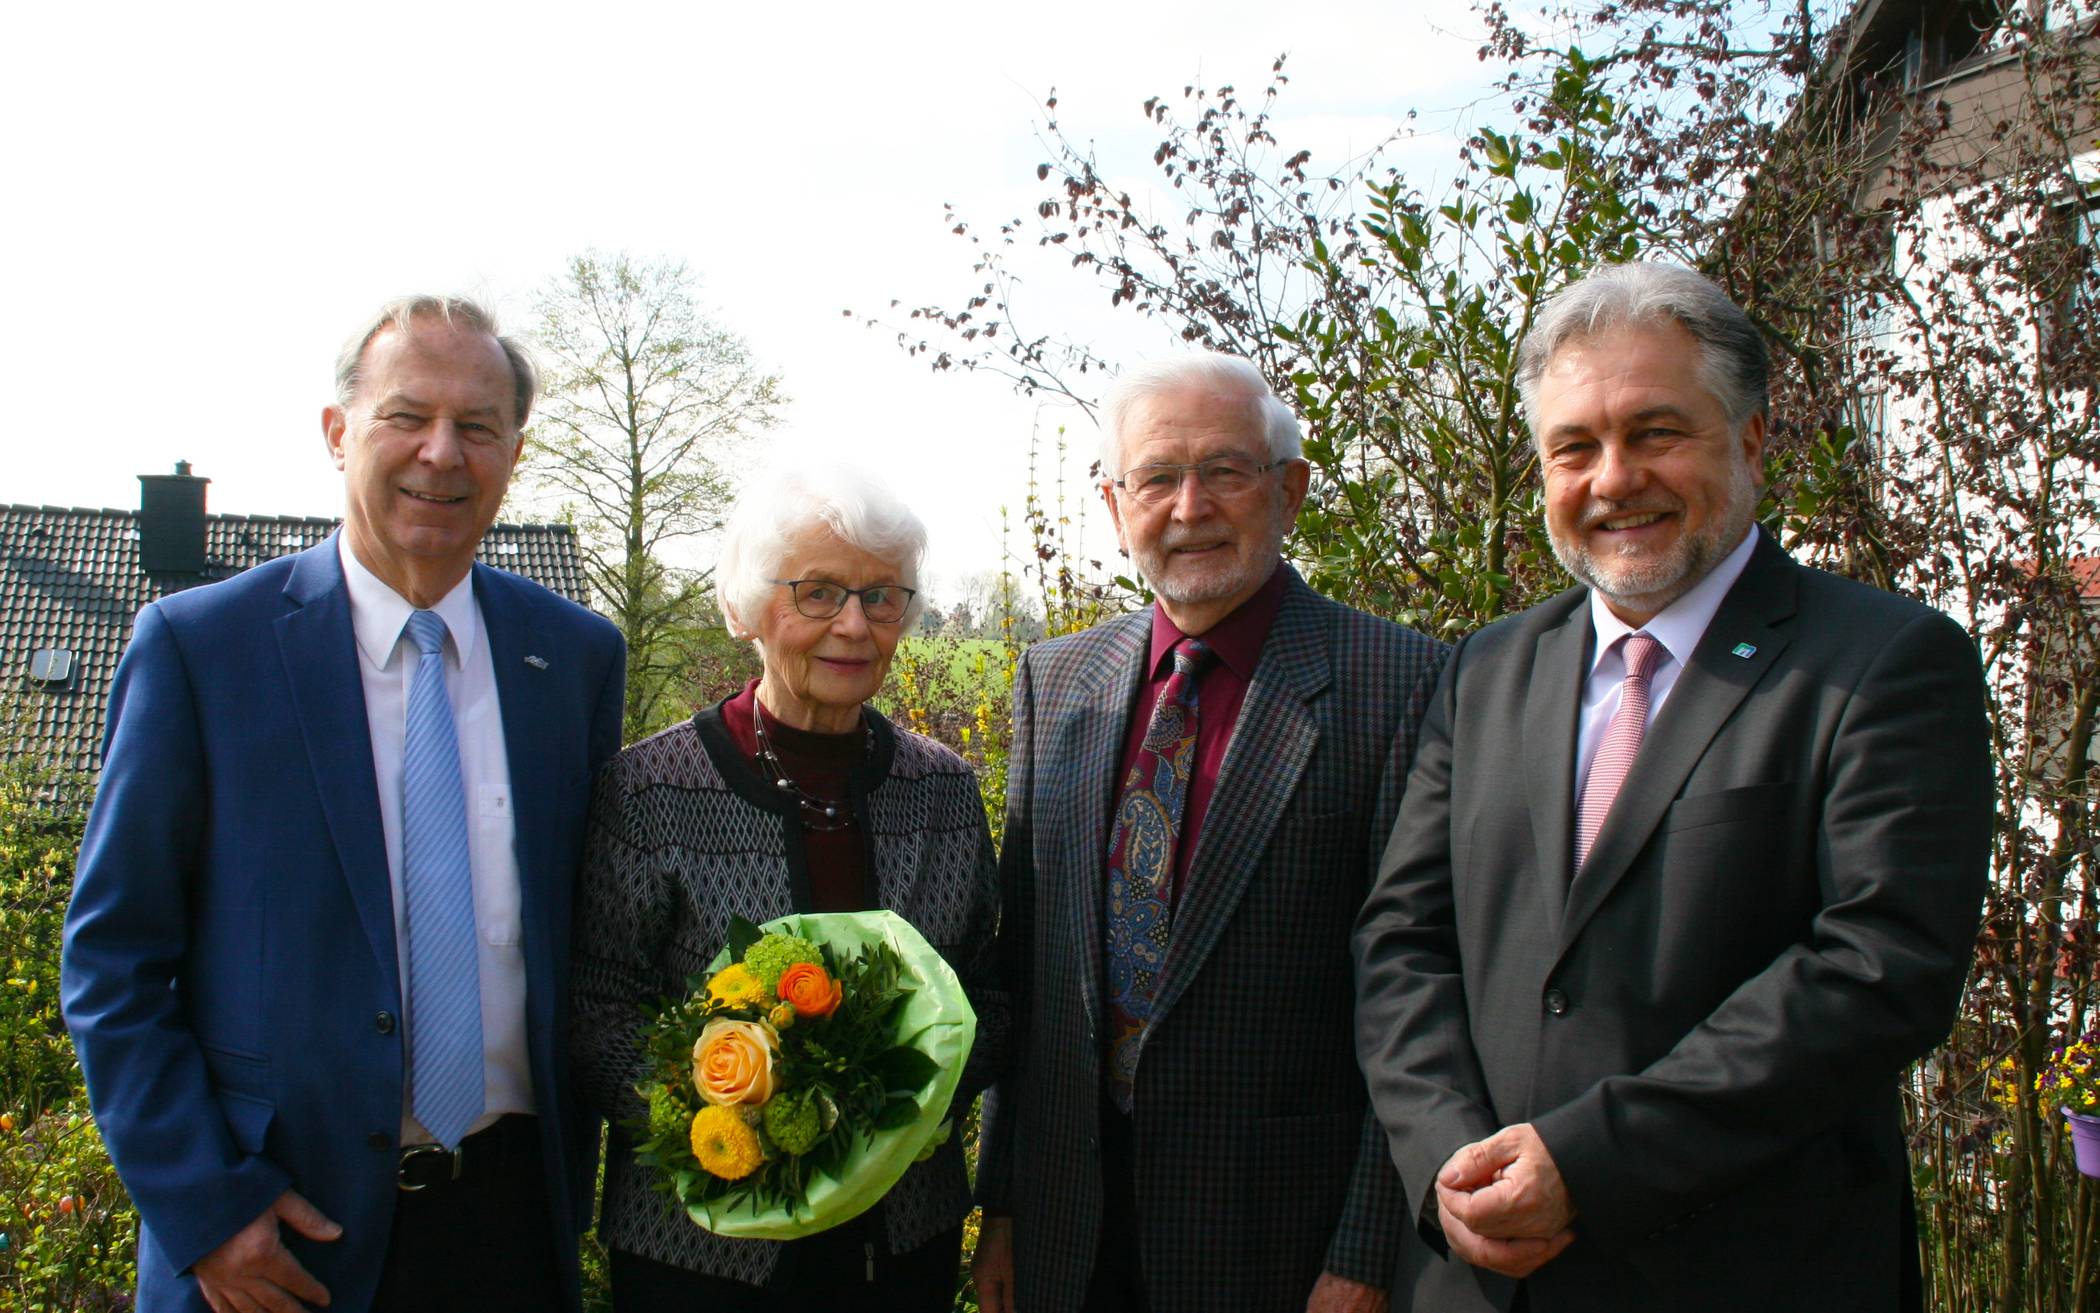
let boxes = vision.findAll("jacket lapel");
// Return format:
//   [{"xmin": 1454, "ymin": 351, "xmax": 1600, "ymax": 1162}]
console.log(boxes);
[
  {"xmin": 1054, "ymin": 613, "xmax": 1149, "ymax": 1035},
  {"xmin": 1557, "ymin": 536, "xmax": 1799, "ymax": 953},
  {"xmin": 1522, "ymin": 597, "xmax": 1589, "ymax": 935},
  {"xmin": 275, "ymin": 538, "xmax": 397, "ymax": 994},
  {"xmin": 476, "ymin": 567, "xmax": 560, "ymax": 985},
  {"xmin": 1150, "ymin": 572, "xmax": 1326, "ymax": 1033}
]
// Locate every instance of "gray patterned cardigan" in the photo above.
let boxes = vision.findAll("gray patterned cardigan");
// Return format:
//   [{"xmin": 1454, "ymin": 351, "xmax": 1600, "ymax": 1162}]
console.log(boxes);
[{"xmin": 571, "ymin": 703, "xmax": 1006, "ymax": 1286}]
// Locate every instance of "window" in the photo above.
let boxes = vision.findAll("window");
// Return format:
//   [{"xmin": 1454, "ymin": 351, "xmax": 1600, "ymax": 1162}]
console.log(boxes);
[
  {"xmin": 2042, "ymin": 182, "xmax": 2100, "ymax": 367},
  {"xmin": 27, "ymin": 648, "xmax": 74, "ymax": 688}
]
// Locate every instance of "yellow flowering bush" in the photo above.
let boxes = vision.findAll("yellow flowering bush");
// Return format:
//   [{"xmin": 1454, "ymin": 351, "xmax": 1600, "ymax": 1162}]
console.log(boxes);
[{"xmin": 1986, "ymin": 1053, "xmax": 2025, "ymax": 1113}]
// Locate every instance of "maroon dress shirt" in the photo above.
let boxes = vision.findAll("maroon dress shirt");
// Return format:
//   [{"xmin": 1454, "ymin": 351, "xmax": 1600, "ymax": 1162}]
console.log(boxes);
[
  {"xmin": 723, "ymin": 678, "xmax": 870, "ymax": 913},
  {"xmin": 1112, "ymin": 563, "xmax": 1288, "ymax": 904}
]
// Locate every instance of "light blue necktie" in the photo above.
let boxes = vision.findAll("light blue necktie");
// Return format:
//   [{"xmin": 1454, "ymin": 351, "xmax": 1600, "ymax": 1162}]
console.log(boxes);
[{"xmin": 402, "ymin": 609, "xmax": 483, "ymax": 1149}]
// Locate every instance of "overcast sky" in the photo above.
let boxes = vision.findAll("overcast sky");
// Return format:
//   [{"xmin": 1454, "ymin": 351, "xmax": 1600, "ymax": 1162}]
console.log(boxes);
[{"xmin": 5, "ymin": 0, "xmax": 1496, "ymax": 592}]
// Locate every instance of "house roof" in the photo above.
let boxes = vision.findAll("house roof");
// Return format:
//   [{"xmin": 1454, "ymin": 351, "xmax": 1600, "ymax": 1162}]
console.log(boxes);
[
  {"xmin": 1800, "ymin": 0, "xmax": 2100, "ymax": 205},
  {"xmin": 2075, "ymin": 558, "xmax": 2100, "ymax": 599},
  {"xmin": 1, "ymin": 502, "xmax": 592, "ymax": 776}
]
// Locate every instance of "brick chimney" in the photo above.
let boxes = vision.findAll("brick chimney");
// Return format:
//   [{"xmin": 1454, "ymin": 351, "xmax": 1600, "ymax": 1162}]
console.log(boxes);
[{"xmin": 138, "ymin": 461, "xmax": 211, "ymax": 574}]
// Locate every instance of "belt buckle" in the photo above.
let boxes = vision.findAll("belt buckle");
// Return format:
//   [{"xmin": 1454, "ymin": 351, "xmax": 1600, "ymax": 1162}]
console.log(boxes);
[{"xmin": 397, "ymin": 1142, "xmax": 462, "ymax": 1193}]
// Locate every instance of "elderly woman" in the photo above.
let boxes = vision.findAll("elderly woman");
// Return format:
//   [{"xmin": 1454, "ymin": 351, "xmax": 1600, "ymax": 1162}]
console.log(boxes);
[{"xmin": 572, "ymin": 466, "xmax": 1003, "ymax": 1313}]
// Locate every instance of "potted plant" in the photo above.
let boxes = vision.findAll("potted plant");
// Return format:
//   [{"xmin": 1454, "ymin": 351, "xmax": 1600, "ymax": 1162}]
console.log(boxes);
[{"xmin": 2038, "ymin": 1034, "xmax": 2100, "ymax": 1178}]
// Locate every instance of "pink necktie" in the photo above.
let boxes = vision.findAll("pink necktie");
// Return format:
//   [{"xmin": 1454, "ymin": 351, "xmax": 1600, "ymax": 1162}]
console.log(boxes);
[{"xmin": 1574, "ymin": 632, "xmax": 1665, "ymax": 872}]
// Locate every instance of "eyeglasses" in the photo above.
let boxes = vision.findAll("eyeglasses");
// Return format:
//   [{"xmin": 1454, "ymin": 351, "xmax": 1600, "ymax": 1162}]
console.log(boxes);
[
  {"xmin": 771, "ymin": 579, "xmax": 916, "ymax": 624},
  {"xmin": 1109, "ymin": 457, "xmax": 1290, "ymax": 505}
]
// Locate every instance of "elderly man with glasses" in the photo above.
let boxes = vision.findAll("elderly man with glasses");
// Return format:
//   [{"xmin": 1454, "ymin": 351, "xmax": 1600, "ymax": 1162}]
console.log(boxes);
[{"xmin": 973, "ymin": 353, "xmax": 1447, "ymax": 1313}]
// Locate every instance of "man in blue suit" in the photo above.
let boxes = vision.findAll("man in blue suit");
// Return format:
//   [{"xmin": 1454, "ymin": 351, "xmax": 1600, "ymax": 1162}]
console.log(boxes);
[{"xmin": 62, "ymin": 296, "xmax": 625, "ymax": 1312}]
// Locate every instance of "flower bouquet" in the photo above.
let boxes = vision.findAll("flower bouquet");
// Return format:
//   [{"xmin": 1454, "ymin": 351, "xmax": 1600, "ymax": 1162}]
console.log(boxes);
[
  {"xmin": 2037, "ymin": 1034, "xmax": 2100, "ymax": 1177},
  {"xmin": 629, "ymin": 910, "xmax": 976, "ymax": 1239}
]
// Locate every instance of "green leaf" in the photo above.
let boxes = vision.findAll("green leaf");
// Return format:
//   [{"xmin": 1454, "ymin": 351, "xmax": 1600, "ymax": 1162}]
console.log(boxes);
[
  {"xmin": 875, "ymin": 1095, "xmax": 922, "ymax": 1131},
  {"xmin": 1481, "ymin": 129, "xmax": 1513, "ymax": 174},
  {"xmin": 870, "ymin": 1045, "xmax": 940, "ymax": 1093},
  {"xmin": 726, "ymin": 915, "xmax": 764, "ymax": 961}
]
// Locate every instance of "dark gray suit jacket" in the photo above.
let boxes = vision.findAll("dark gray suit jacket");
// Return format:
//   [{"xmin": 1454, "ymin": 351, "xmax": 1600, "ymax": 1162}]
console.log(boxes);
[
  {"xmin": 978, "ymin": 565, "xmax": 1446, "ymax": 1313},
  {"xmin": 1354, "ymin": 531, "xmax": 1991, "ymax": 1312}
]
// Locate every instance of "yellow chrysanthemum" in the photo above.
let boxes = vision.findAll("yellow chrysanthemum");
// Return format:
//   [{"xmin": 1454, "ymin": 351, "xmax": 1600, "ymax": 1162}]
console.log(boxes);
[
  {"xmin": 706, "ymin": 963, "xmax": 769, "ymax": 1009},
  {"xmin": 690, "ymin": 1104, "xmax": 765, "ymax": 1180}
]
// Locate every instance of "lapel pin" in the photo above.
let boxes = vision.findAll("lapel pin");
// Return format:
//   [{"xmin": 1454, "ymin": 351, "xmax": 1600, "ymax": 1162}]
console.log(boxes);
[
  {"xmin": 524, "ymin": 654, "xmax": 550, "ymax": 670},
  {"xmin": 1730, "ymin": 642, "xmax": 1757, "ymax": 659}
]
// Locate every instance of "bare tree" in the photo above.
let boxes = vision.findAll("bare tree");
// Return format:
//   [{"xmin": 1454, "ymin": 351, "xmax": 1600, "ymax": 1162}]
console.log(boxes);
[{"xmin": 525, "ymin": 251, "xmax": 783, "ymax": 739}]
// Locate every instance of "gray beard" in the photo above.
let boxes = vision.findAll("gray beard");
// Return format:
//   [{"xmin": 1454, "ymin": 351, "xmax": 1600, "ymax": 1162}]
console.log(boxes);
[
  {"xmin": 1551, "ymin": 461, "xmax": 1757, "ymax": 616},
  {"xmin": 1144, "ymin": 558, "xmax": 1260, "ymax": 605},
  {"xmin": 1132, "ymin": 508, "xmax": 1290, "ymax": 607}
]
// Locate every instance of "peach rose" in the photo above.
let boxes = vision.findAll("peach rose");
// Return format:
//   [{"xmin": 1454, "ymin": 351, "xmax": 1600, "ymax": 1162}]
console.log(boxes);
[
  {"xmin": 692, "ymin": 1018, "xmax": 777, "ymax": 1107},
  {"xmin": 777, "ymin": 962, "xmax": 843, "ymax": 1019}
]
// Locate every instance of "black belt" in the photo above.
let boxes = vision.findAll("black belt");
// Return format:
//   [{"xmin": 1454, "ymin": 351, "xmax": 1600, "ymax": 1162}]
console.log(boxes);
[{"xmin": 397, "ymin": 1114, "xmax": 539, "ymax": 1192}]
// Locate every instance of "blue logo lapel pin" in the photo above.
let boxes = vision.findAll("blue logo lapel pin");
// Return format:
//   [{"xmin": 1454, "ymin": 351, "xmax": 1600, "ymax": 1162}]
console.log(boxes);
[{"xmin": 1730, "ymin": 642, "xmax": 1757, "ymax": 659}]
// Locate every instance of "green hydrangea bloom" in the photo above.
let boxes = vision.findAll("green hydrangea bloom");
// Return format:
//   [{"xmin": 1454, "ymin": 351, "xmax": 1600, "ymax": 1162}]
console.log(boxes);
[
  {"xmin": 647, "ymin": 1085, "xmax": 694, "ymax": 1144},
  {"xmin": 763, "ymin": 1092, "xmax": 824, "ymax": 1157},
  {"xmin": 742, "ymin": 932, "xmax": 824, "ymax": 991}
]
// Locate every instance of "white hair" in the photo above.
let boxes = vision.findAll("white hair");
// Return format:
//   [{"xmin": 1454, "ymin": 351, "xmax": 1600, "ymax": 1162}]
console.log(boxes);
[
  {"xmin": 715, "ymin": 464, "xmax": 929, "ymax": 638},
  {"xmin": 1097, "ymin": 352, "xmax": 1303, "ymax": 477},
  {"xmin": 1516, "ymin": 261, "xmax": 1770, "ymax": 435},
  {"xmin": 333, "ymin": 294, "xmax": 538, "ymax": 429}
]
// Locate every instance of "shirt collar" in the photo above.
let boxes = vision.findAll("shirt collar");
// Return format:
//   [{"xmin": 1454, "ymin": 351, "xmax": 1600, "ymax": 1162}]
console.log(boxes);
[
  {"xmin": 1146, "ymin": 560, "xmax": 1289, "ymax": 680},
  {"xmin": 1586, "ymin": 525, "xmax": 1759, "ymax": 674},
  {"xmin": 338, "ymin": 534, "xmax": 481, "ymax": 669}
]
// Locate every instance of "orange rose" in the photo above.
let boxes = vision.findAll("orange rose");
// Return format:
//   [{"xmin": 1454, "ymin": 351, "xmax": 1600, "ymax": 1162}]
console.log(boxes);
[
  {"xmin": 692, "ymin": 1018, "xmax": 777, "ymax": 1107},
  {"xmin": 777, "ymin": 961, "xmax": 843, "ymax": 1019}
]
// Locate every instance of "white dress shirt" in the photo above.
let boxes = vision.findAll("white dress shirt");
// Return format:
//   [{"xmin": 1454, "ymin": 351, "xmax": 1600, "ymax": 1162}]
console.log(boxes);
[
  {"xmin": 339, "ymin": 537, "xmax": 532, "ymax": 1145},
  {"xmin": 1573, "ymin": 527, "xmax": 1760, "ymax": 806}
]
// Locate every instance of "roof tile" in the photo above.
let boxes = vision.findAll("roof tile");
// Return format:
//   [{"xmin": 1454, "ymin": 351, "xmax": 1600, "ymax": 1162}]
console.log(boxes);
[{"xmin": 1, "ymin": 503, "xmax": 593, "ymax": 775}]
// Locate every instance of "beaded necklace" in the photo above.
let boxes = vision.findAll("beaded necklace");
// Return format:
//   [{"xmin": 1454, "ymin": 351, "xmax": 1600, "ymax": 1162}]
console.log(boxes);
[{"xmin": 751, "ymin": 703, "xmax": 870, "ymax": 832}]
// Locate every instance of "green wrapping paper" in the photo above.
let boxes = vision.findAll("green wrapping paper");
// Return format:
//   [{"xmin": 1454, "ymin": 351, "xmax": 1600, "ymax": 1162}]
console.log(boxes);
[{"xmin": 680, "ymin": 909, "xmax": 977, "ymax": 1239}]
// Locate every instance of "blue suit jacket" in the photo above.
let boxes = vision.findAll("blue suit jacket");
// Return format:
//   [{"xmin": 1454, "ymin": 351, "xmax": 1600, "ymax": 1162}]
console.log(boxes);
[{"xmin": 61, "ymin": 537, "xmax": 624, "ymax": 1313}]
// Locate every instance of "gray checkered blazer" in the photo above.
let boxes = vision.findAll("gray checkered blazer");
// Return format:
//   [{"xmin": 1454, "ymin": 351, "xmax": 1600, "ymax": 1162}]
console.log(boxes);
[
  {"xmin": 571, "ymin": 704, "xmax": 1005, "ymax": 1287},
  {"xmin": 977, "ymin": 566, "xmax": 1447, "ymax": 1313}
]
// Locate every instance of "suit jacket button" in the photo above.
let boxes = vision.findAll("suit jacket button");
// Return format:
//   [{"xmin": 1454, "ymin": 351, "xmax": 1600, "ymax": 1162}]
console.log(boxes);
[
  {"xmin": 1543, "ymin": 989, "xmax": 1570, "ymax": 1016},
  {"xmin": 368, "ymin": 1131, "xmax": 391, "ymax": 1150},
  {"xmin": 375, "ymin": 1011, "xmax": 396, "ymax": 1035}
]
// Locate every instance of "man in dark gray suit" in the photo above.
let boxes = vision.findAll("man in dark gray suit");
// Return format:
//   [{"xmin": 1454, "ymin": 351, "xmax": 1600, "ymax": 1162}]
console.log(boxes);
[
  {"xmin": 973, "ymin": 354, "xmax": 1445, "ymax": 1313},
  {"xmin": 1353, "ymin": 261, "xmax": 1991, "ymax": 1311}
]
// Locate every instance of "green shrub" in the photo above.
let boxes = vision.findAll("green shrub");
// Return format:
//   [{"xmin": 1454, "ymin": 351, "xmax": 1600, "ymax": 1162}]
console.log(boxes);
[
  {"xmin": 0, "ymin": 743, "xmax": 136, "ymax": 1309},
  {"xmin": 0, "ymin": 1099, "xmax": 134, "ymax": 1311},
  {"xmin": 0, "ymin": 755, "xmax": 87, "ymax": 1118}
]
